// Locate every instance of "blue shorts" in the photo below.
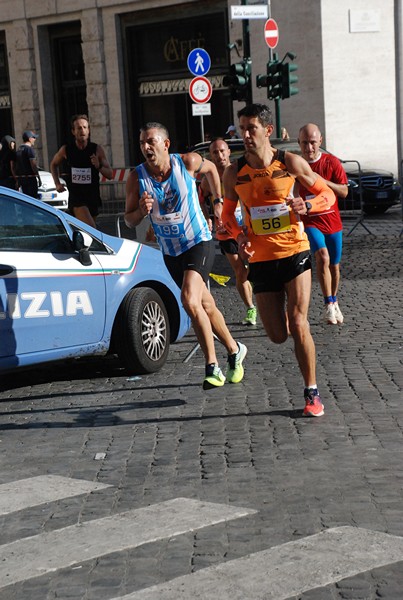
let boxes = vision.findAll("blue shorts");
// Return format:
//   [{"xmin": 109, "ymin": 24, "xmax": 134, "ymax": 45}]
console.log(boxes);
[{"xmin": 305, "ymin": 228, "xmax": 342, "ymax": 265}]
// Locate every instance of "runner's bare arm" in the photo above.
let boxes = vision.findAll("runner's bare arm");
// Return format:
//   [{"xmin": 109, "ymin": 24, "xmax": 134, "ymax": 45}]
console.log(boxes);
[
  {"xmin": 221, "ymin": 162, "xmax": 254, "ymax": 260},
  {"xmin": 221, "ymin": 162, "xmax": 243, "ymax": 239},
  {"xmin": 285, "ymin": 152, "xmax": 336, "ymax": 215},
  {"xmin": 94, "ymin": 145, "xmax": 113, "ymax": 180},
  {"xmin": 318, "ymin": 176, "xmax": 348, "ymax": 199},
  {"xmin": 50, "ymin": 146, "xmax": 67, "ymax": 192},
  {"xmin": 183, "ymin": 152, "xmax": 222, "ymax": 200},
  {"xmin": 198, "ymin": 178, "xmax": 213, "ymax": 229},
  {"xmin": 125, "ymin": 169, "xmax": 154, "ymax": 228}
]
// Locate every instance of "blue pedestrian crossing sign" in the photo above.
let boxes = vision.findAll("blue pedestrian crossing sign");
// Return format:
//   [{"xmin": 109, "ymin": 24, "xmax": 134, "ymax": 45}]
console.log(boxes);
[{"xmin": 187, "ymin": 48, "xmax": 211, "ymax": 77}]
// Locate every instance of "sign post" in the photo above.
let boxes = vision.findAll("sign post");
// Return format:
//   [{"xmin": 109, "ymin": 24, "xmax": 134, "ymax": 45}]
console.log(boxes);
[
  {"xmin": 263, "ymin": 16, "xmax": 281, "ymax": 136},
  {"xmin": 187, "ymin": 49, "xmax": 212, "ymax": 142}
]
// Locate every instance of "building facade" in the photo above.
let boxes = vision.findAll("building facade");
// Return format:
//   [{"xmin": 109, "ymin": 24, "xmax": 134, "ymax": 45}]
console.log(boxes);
[{"xmin": 0, "ymin": 0, "xmax": 400, "ymax": 183}]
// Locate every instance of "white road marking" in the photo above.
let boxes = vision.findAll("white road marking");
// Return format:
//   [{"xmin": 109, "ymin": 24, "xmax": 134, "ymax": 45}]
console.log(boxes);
[
  {"xmin": 112, "ymin": 526, "xmax": 403, "ymax": 599},
  {"xmin": 0, "ymin": 497, "xmax": 256, "ymax": 588},
  {"xmin": 0, "ymin": 475, "xmax": 112, "ymax": 515}
]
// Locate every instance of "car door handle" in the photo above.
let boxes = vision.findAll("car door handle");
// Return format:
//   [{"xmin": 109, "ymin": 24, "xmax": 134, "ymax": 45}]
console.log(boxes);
[{"xmin": 0, "ymin": 264, "xmax": 15, "ymax": 276}]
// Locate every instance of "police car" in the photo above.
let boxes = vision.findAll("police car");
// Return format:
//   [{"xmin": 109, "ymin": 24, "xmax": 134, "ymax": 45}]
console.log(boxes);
[{"xmin": 0, "ymin": 186, "xmax": 190, "ymax": 374}]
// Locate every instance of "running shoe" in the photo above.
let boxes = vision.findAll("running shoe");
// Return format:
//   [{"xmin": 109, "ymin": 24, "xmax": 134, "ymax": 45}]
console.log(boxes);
[
  {"xmin": 226, "ymin": 342, "xmax": 247, "ymax": 384},
  {"xmin": 324, "ymin": 303, "xmax": 337, "ymax": 325},
  {"xmin": 334, "ymin": 302, "xmax": 344, "ymax": 324},
  {"xmin": 203, "ymin": 364, "xmax": 226, "ymax": 390},
  {"xmin": 242, "ymin": 306, "xmax": 257, "ymax": 326},
  {"xmin": 303, "ymin": 388, "xmax": 325, "ymax": 417}
]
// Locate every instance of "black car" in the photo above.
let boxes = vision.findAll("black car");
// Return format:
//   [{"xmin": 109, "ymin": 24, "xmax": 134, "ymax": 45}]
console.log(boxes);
[{"xmin": 192, "ymin": 138, "xmax": 401, "ymax": 215}]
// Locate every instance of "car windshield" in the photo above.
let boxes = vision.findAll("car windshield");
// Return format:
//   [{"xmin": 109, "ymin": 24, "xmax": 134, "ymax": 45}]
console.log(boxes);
[{"xmin": 0, "ymin": 194, "xmax": 70, "ymax": 252}]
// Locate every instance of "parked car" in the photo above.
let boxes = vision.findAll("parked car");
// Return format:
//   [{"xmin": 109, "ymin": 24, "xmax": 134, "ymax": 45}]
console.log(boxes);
[
  {"xmin": 0, "ymin": 186, "xmax": 190, "ymax": 374},
  {"xmin": 37, "ymin": 169, "xmax": 68, "ymax": 211},
  {"xmin": 192, "ymin": 138, "xmax": 401, "ymax": 215}
]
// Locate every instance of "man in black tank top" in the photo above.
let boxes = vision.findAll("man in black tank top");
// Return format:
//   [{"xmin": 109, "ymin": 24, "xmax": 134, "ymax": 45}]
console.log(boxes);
[{"xmin": 50, "ymin": 114, "xmax": 113, "ymax": 228}]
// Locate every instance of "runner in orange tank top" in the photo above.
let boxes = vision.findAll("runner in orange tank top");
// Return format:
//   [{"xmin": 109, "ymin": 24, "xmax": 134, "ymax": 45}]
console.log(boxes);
[{"xmin": 222, "ymin": 103, "xmax": 336, "ymax": 417}]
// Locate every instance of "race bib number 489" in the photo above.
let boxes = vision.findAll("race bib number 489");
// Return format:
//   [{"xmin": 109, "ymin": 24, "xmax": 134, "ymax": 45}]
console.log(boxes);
[{"xmin": 250, "ymin": 203, "xmax": 291, "ymax": 235}]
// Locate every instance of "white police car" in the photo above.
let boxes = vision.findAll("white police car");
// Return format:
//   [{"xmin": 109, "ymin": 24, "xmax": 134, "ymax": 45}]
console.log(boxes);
[{"xmin": 0, "ymin": 186, "xmax": 190, "ymax": 374}]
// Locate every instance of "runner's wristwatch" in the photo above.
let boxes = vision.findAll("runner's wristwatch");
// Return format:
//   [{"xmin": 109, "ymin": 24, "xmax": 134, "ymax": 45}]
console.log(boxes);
[{"xmin": 305, "ymin": 201, "xmax": 312, "ymax": 213}]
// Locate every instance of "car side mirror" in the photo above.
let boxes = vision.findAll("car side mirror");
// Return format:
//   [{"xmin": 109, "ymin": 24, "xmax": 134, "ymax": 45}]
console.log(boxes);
[{"xmin": 72, "ymin": 230, "xmax": 92, "ymax": 266}]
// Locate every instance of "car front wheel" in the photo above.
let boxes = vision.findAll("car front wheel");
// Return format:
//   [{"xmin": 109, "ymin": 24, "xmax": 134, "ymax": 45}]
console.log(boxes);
[{"xmin": 114, "ymin": 287, "xmax": 170, "ymax": 374}]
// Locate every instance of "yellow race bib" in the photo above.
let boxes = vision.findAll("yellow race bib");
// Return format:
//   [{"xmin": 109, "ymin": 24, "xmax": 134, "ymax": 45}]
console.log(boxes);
[{"xmin": 250, "ymin": 203, "xmax": 291, "ymax": 235}]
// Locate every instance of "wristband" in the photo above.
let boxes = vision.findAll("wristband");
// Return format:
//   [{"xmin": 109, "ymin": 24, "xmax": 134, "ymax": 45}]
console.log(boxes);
[{"xmin": 213, "ymin": 198, "xmax": 223, "ymax": 205}]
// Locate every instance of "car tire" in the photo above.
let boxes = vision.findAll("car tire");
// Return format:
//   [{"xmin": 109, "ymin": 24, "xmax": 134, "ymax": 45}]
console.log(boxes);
[{"xmin": 114, "ymin": 287, "xmax": 170, "ymax": 374}]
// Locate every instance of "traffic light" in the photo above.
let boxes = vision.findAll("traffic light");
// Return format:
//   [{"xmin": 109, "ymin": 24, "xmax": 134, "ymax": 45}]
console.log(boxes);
[
  {"xmin": 281, "ymin": 62, "xmax": 299, "ymax": 98},
  {"xmin": 267, "ymin": 60, "xmax": 283, "ymax": 100},
  {"xmin": 223, "ymin": 58, "xmax": 252, "ymax": 102},
  {"xmin": 256, "ymin": 59, "xmax": 283, "ymax": 100},
  {"xmin": 256, "ymin": 54, "xmax": 299, "ymax": 101}
]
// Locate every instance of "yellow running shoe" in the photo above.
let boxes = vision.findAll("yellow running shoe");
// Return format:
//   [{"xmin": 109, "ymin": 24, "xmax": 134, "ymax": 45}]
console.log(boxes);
[
  {"xmin": 242, "ymin": 306, "xmax": 257, "ymax": 326},
  {"xmin": 203, "ymin": 364, "xmax": 226, "ymax": 390},
  {"xmin": 226, "ymin": 342, "xmax": 247, "ymax": 384}
]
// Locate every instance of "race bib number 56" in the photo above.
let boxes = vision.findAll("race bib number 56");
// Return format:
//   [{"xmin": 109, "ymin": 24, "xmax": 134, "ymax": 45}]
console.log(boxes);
[{"xmin": 250, "ymin": 203, "xmax": 291, "ymax": 235}]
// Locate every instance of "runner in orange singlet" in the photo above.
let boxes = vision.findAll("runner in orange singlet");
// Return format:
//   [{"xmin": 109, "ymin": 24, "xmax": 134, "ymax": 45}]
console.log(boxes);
[{"xmin": 222, "ymin": 104, "xmax": 336, "ymax": 417}]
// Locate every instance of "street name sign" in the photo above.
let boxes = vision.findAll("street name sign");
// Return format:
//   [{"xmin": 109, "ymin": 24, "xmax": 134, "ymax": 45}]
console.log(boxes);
[{"xmin": 231, "ymin": 5, "xmax": 268, "ymax": 19}]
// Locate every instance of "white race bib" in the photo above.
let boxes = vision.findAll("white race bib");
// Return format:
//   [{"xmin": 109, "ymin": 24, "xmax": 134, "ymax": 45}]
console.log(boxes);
[
  {"xmin": 153, "ymin": 212, "xmax": 185, "ymax": 239},
  {"xmin": 71, "ymin": 167, "xmax": 92, "ymax": 184}
]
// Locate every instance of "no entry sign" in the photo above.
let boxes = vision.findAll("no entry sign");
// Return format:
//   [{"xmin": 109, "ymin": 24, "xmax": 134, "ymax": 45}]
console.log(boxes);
[
  {"xmin": 189, "ymin": 76, "xmax": 212, "ymax": 104},
  {"xmin": 264, "ymin": 18, "xmax": 279, "ymax": 49}
]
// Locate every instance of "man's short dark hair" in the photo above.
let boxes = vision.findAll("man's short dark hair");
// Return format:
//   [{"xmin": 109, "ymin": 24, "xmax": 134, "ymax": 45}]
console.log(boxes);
[
  {"xmin": 237, "ymin": 103, "xmax": 273, "ymax": 127},
  {"xmin": 140, "ymin": 122, "xmax": 170, "ymax": 140},
  {"xmin": 71, "ymin": 114, "xmax": 90, "ymax": 128}
]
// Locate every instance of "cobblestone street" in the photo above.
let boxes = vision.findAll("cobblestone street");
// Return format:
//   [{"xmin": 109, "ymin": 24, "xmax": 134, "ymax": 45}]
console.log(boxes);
[{"xmin": 0, "ymin": 209, "xmax": 402, "ymax": 599}]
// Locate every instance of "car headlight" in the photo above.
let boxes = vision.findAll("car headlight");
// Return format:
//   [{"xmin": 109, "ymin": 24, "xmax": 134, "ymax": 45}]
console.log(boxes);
[{"xmin": 347, "ymin": 178, "xmax": 359, "ymax": 189}]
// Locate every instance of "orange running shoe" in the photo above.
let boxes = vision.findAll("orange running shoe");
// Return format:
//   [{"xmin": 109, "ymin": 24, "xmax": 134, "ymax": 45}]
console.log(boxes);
[{"xmin": 303, "ymin": 388, "xmax": 324, "ymax": 417}]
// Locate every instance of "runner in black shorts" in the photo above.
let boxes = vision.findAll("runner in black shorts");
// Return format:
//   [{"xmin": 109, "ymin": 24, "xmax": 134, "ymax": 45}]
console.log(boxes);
[
  {"xmin": 163, "ymin": 240, "xmax": 215, "ymax": 289},
  {"xmin": 249, "ymin": 250, "xmax": 312, "ymax": 294},
  {"xmin": 222, "ymin": 103, "xmax": 337, "ymax": 417},
  {"xmin": 50, "ymin": 114, "xmax": 113, "ymax": 228},
  {"xmin": 125, "ymin": 122, "xmax": 247, "ymax": 390}
]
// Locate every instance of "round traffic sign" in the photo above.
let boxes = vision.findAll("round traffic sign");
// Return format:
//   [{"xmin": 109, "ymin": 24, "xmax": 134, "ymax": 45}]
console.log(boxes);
[
  {"xmin": 189, "ymin": 76, "xmax": 212, "ymax": 104},
  {"xmin": 187, "ymin": 48, "xmax": 211, "ymax": 77},
  {"xmin": 264, "ymin": 18, "xmax": 279, "ymax": 49}
]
